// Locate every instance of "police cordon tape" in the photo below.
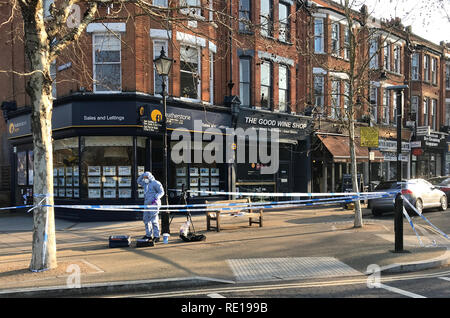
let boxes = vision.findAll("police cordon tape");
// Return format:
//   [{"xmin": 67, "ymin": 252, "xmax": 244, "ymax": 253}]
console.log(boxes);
[{"xmin": 0, "ymin": 191, "xmax": 395, "ymax": 213}]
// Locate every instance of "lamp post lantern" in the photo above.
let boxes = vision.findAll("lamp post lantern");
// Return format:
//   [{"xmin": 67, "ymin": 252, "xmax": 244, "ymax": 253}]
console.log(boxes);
[{"xmin": 154, "ymin": 47, "xmax": 173, "ymax": 235}]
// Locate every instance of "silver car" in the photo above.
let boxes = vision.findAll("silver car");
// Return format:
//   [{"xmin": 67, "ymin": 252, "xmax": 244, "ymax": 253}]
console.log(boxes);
[{"xmin": 369, "ymin": 179, "xmax": 447, "ymax": 216}]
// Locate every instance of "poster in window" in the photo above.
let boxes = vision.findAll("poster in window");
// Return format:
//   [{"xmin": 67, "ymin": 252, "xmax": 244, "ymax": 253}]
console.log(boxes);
[
  {"xmin": 88, "ymin": 177, "xmax": 101, "ymax": 187},
  {"xmin": 58, "ymin": 177, "xmax": 65, "ymax": 187},
  {"xmin": 103, "ymin": 177, "xmax": 116, "ymax": 187},
  {"xmin": 66, "ymin": 188, "xmax": 73, "ymax": 198},
  {"xmin": 88, "ymin": 166, "xmax": 101, "ymax": 176},
  {"xmin": 73, "ymin": 177, "xmax": 79, "ymax": 187},
  {"xmin": 73, "ymin": 166, "xmax": 79, "ymax": 176},
  {"xmin": 200, "ymin": 187, "xmax": 210, "ymax": 195},
  {"xmin": 103, "ymin": 166, "xmax": 116, "ymax": 176},
  {"xmin": 73, "ymin": 188, "xmax": 79, "ymax": 198},
  {"xmin": 138, "ymin": 166, "xmax": 145, "ymax": 176},
  {"xmin": 189, "ymin": 167, "xmax": 199, "ymax": 176},
  {"xmin": 118, "ymin": 166, "xmax": 131, "ymax": 176},
  {"xmin": 200, "ymin": 168, "xmax": 209, "ymax": 176},
  {"xmin": 118, "ymin": 177, "xmax": 131, "ymax": 187},
  {"xmin": 66, "ymin": 177, "xmax": 72, "ymax": 187},
  {"xmin": 103, "ymin": 188, "xmax": 116, "ymax": 199},
  {"xmin": 190, "ymin": 178, "xmax": 199, "ymax": 186},
  {"xmin": 211, "ymin": 177, "xmax": 220, "ymax": 186},
  {"xmin": 28, "ymin": 151, "xmax": 34, "ymax": 185},
  {"xmin": 176, "ymin": 178, "xmax": 187, "ymax": 188},
  {"xmin": 58, "ymin": 167, "xmax": 65, "ymax": 177},
  {"xmin": 59, "ymin": 188, "xmax": 66, "ymax": 197},
  {"xmin": 176, "ymin": 167, "xmax": 187, "ymax": 177},
  {"xmin": 190, "ymin": 188, "xmax": 199, "ymax": 197},
  {"xmin": 66, "ymin": 167, "xmax": 72, "ymax": 176},
  {"xmin": 88, "ymin": 188, "xmax": 101, "ymax": 198},
  {"xmin": 17, "ymin": 151, "xmax": 26, "ymax": 185},
  {"xmin": 200, "ymin": 178, "xmax": 209, "ymax": 186},
  {"xmin": 119, "ymin": 188, "xmax": 132, "ymax": 198},
  {"xmin": 138, "ymin": 188, "xmax": 145, "ymax": 198},
  {"xmin": 210, "ymin": 168, "xmax": 219, "ymax": 176}
]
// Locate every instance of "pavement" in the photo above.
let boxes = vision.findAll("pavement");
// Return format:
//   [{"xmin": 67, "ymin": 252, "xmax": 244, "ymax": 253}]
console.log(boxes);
[{"xmin": 1, "ymin": 204, "xmax": 450, "ymax": 297}]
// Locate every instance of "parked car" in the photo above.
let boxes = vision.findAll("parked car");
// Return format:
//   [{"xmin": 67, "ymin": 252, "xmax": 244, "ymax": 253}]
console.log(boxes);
[
  {"xmin": 428, "ymin": 176, "xmax": 450, "ymax": 198},
  {"xmin": 368, "ymin": 179, "xmax": 447, "ymax": 216}
]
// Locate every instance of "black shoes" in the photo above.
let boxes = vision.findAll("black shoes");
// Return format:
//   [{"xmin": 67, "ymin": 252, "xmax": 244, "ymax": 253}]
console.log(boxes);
[{"xmin": 142, "ymin": 235, "xmax": 160, "ymax": 243}]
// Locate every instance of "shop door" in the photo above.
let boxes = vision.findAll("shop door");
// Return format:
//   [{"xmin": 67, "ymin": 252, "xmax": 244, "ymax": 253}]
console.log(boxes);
[{"xmin": 277, "ymin": 162, "xmax": 291, "ymax": 196}]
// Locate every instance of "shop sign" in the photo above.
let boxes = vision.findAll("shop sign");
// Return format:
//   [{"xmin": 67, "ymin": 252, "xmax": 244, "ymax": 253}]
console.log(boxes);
[
  {"xmin": 378, "ymin": 139, "xmax": 410, "ymax": 152},
  {"xmin": 360, "ymin": 127, "xmax": 379, "ymax": 147},
  {"xmin": 167, "ymin": 106, "xmax": 230, "ymax": 132},
  {"xmin": 236, "ymin": 107, "xmax": 311, "ymax": 139},
  {"xmin": 383, "ymin": 152, "xmax": 409, "ymax": 162},
  {"xmin": 410, "ymin": 141, "xmax": 421, "ymax": 148},
  {"xmin": 6, "ymin": 114, "xmax": 31, "ymax": 139}
]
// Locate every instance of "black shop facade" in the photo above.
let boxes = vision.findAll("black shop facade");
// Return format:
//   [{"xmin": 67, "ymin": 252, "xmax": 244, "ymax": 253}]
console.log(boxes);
[
  {"xmin": 233, "ymin": 106, "xmax": 313, "ymax": 198},
  {"xmin": 6, "ymin": 93, "xmax": 231, "ymax": 221}
]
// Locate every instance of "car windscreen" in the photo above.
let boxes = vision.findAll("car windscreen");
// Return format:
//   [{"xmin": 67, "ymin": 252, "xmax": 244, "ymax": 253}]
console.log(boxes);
[{"xmin": 375, "ymin": 182, "xmax": 400, "ymax": 190}]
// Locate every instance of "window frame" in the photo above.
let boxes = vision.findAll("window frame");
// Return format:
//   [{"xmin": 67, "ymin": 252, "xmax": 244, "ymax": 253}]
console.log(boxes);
[
  {"xmin": 314, "ymin": 18, "xmax": 324, "ymax": 53},
  {"xmin": 330, "ymin": 78, "xmax": 340, "ymax": 119},
  {"xmin": 393, "ymin": 45, "xmax": 401, "ymax": 74},
  {"xmin": 92, "ymin": 32, "xmax": 122, "ymax": 94},
  {"xmin": 331, "ymin": 22, "xmax": 340, "ymax": 56},
  {"xmin": 278, "ymin": 1, "xmax": 290, "ymax": 43},
  {"xmin": 239, "ymin": 56, "xmax": 252, "ymax": 107},
  {"xmin": 369, "ymin": 86, "xmax": 378, "ymax": 124},
  {"xmin": 431, "ymin": 57, "xmax": 437, "ymax": 85},
  {"xmin": 239, "ymin": 0, "xmax": 252, "ymax": 33},
  {"xmin": 278, "ymin": 64, "xmax": 290, "ymax": 112},
  {"xmin": 383, "ymin": 41, "xmax": 391, "ymax": 71},
  {"xmin": 411, "ymin": 53, "xmax": 419, "ymax": 80},
  {"xmin": 260, "ymin": 59, "xmax": 273, "ymax": 109},
  {"xmin": 369, "ymin": 38, "xmax": 379, "ymax": 69},
  {"xmin": 424, "ymin": 55, "xmax": 430, "ymax": 82},
  {"xmin": 179, "ymin": 44, "xmax": 201, "ymax": 101},
  {"xmin": 383, "ymin": 89, "xmax": 390, "ymax": 125},
  {"xmin": 423, "ymin": 98, "xmax": 429, "ymax": 126},
  {"xmin": 313, "ymin": 75, "xmax": 325, "ymax": 112},
  {"xmin": 260, "ymin": 0, "xmax": 273, "ymax": 38}
]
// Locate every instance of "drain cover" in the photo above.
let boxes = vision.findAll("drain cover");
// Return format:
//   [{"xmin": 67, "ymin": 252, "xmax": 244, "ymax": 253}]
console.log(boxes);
[{"xmin": 227, "ymin": 257, "xmax": 361, "ymax": 281}]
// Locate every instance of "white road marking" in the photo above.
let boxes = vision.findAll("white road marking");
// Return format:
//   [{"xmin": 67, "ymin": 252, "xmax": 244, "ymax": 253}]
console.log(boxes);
[
  {"xmin": 438, "ymin": 277, "xmax": 450, "ymax": 282},
  {"xmin": 377, "ymin": 283, "xmax": 426, "ymax": 298},
  {"xmin": 207, "ymin": 293, "xmax": 226, "ymax": 298}
]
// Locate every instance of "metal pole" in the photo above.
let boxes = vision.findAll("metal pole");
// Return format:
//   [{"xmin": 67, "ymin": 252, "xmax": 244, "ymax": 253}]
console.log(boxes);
[
  {"xmin": 161, "ymin": 79, "xmax": 170, "ymax": 234},
  {"xmin": 394, "ymin": 89, "xmax": 404, "ymax": 252}
]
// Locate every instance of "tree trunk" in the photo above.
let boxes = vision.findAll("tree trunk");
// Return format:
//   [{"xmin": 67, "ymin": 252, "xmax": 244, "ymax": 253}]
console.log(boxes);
[
  {"xmin": 349, "ymin": 120, "xmax": 363, "ymax": 228},
  {"xmin": 20, "ymin": 0, "xmax": 57, "ymax": 271}
]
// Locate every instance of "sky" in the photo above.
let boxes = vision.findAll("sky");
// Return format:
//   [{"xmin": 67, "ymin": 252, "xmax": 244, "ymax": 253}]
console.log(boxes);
[{"xmin": 345, "ymin": 0, "xmax": 450, "ymax": 44}]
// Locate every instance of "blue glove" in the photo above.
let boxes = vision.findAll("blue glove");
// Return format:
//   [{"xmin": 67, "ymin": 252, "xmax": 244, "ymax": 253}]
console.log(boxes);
[{"xmin": 151, "ymin": 199, "xmax": 157, "ymax": 205}]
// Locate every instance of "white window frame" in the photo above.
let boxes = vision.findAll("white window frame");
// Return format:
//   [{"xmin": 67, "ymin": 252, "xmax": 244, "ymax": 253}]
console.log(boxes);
[
  {"xmin": 431, "ymin": 99, "xmax": 437, "ymax": 130},
  {"xmin": 239, "ymin": 57, "xmax": 252, "ymax": 107},
  {"xmin": 92, "ymin": 32, "xmax": 122, "ymax": 94},
  {"xmin": 331, "ymin": 22, "xmax": 340, "ymax": 56},
  {"xmin": 394, "ymin": 45, "xmax": 401, "ymax": 74},
  {"xmin": 180, "ymin": 0, "xmax": 201, "ymax": 17},
  {"xmin": 383, "ymin": 89, "xmax": 390, "ymax": 125},
  {"xmin": 278, "ymin": 64, "xmax": 289, "ymax": 112},
  {"xmin": 314, "ymin": 18, "xmax": 324, "ymax": 53},
  {"xmin": 344, "ymin": 26, "xmax": 350, "ymax": 60},
  {"xmin": 370, "ymin": 86, "xmax": 378, "ymax": 124},
  {"xmin": 260, "ymin": 0, "xmax": 273, "ymax": 38},
  {"xmin": 431, "ymin": 57, "xmax": 437, "ymax": 85},
  {"xmin": 424, "ymin": 98, "xmax": 429, "ymax": 126},
  {"xmin": 330, "ymin": 79, "xmax": 340, "ymax": 119},
  {"xmin": 424, "ymin": 55, "xmax": 430, "ymax": 82},
  {"xmin": 153, "ymin": 39, "xmax": 169, "ymax": 96},
  {"xmin": 411, "ymin": 53, "xmax": 419, "ymax": 80},
  {"xmin": 383, "ymin": 41, "xmax": 391, "ymax": 71},
  {"xmin": 278, "ymin": 1, "xmax": 290, "ymax": 42},
  {"xmin": 179, "ymin": 44, "xmax": 201, "ymax": 102},
  {"xmin": 369, "ymin": 38, "xmax": 379, "ymax": 69}
]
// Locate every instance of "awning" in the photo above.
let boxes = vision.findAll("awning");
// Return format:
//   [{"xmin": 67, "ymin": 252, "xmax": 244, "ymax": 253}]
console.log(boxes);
[{"xmin": 317, "ymin": 134, "xmax": 384, "ymax": 163}]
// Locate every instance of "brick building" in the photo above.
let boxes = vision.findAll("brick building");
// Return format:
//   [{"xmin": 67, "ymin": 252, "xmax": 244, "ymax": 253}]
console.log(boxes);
[{"xmin": 0, "ymin": 0, "xmax": 449, "ymax": 216}]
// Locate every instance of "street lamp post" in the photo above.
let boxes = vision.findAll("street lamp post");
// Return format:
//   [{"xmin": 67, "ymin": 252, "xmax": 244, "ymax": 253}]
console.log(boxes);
[
  {"xmin": 154, "ymin": 47, "xmax": 173, "ymax": 235},
  {"xmin": 387, "ymin": 85, "xmax": 408, "ymax": 253}
]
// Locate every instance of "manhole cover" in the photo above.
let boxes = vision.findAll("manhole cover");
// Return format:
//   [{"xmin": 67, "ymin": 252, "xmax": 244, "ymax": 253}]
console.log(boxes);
[{"xmin": 227, "ymin": 257, "xmax": 361, "ymax": 281}]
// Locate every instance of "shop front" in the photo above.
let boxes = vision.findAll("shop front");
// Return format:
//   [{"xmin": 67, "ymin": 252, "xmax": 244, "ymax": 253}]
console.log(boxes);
[
  {"xmin": 6, "ymin": 93, "xmax": 231, "ymax": 220},
  {"xmin": 411, "ymin": 129, "xmax": 448, "ymax": 178},
  {"xmin": 375, "ymin": 139, "xmax": 411, "ymax": 181},
  {"xmin": 233, "ymin": 107, "xmax": 313, "ymax": 199}
]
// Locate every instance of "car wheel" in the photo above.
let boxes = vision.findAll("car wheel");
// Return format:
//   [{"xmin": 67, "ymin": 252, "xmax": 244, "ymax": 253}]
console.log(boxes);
[
  {"xmin": 415, "ymin": 198, "xmax": 423, "ymax": 214},
  {"xmin": 439, "ymin": 196, "xmax": 447, "ymax": 211},
  {"xmin": 372, "ymin": 208, "xmax": 382, "ymax": 217}
]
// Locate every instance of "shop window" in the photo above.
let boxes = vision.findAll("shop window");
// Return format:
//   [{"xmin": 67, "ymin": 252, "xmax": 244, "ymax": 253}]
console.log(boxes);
[
  {"xmin": 180, "ymin": 45, "xmax": 200, "ymax": 100},
  {"xmin": 81, "ymin": 136, "xmax": 133, "ymax": 200},
  {"xmin": 93, "ymin": 33, "xmax": 122, "ymax": 92},
  {"xmin": 53, "ymin": 137, "xmax": 79, "ymax": 199}
]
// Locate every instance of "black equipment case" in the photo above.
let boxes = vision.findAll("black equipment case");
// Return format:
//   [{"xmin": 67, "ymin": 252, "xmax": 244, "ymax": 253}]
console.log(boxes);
[
  {"xmin": 108, "ymin": 235, "xmax": 131, "ymax": 248},
  {"xmin": 136, "ymin": 238, "xmax": 154, "ymax": 248}
]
